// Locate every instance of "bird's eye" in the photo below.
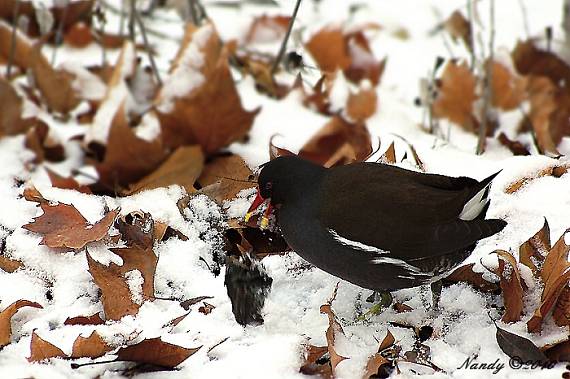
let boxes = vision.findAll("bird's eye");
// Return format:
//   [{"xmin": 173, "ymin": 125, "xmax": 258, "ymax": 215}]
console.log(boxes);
[{"xmin": 265, "ymin": 182, "xmax": 272, "ymax": 191}]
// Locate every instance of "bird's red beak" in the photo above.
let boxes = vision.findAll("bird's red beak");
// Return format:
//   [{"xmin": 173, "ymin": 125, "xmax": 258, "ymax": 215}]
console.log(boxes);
[{"xmin": 244, "ymin": 189, "xmax": 273, "ymax": 229}]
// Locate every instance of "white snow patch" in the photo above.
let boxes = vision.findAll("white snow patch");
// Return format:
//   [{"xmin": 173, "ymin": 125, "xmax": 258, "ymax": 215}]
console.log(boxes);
[{"xmin": 125, "ymin": 270, "xmax": 145, "ymax": 305}]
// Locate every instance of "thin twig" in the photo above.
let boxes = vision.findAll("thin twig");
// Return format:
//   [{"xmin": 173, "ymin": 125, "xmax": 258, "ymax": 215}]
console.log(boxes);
[
  {"xmin": 466, "ymin": 0, "xmax": 476, "ymax": 70},
  {"xmin": 476, "ymin": 0, "xmax": 495, "ymax": 155},
  {"xmin": 128, "ymin": 0, "xmax": 136, "ymax": 42},
  {"xmin": 188, "ymin": 0, "xmax": 199, "ymax": 24},
  {"xmin": 51, "ymin": 0, "xmax": 69, "ymax": 65},
  {"xmin": 133, "ymin": 9, "xmax": 162, "ymax": 85},
  {"xmin": 271, "ymin": 0, "xmax": 303, "ymax": 74},
  {"xmin": 6, "ymin": 0, "xmax": 21, "ymax": 78},
  {"xmin": 517, "ymin": 0, "xmax": 530, "ymax": 38}
]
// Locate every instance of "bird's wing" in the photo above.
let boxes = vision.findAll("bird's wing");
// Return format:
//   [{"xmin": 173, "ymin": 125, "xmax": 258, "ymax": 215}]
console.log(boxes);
[{"xmin": 318, "ymin": 163, "xmax": 502, "ymax": 259}]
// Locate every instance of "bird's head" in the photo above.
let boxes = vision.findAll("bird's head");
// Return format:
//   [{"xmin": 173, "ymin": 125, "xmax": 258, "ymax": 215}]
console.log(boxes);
[{"xmin": 245, "ymin": 156, "xmax": 324, "ymax": 228}]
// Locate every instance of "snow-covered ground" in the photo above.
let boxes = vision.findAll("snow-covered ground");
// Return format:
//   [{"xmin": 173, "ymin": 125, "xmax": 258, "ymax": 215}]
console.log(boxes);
[{"xmin": 0, "ymin": 0, "xmax": 569, "ymax": 378}]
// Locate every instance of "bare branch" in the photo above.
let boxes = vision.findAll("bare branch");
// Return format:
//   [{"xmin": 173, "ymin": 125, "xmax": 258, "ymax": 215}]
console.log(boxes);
[
  {"xmin": 133, "ymin": 8, "xmax": 162, "ymax": 85},
  {"xmin": 476, "ymin": 0, "xmax": 495, "ymax": 155},
  {"xmin": 271, "ymin": 0, "xmax": 303, "ymax": 75}
]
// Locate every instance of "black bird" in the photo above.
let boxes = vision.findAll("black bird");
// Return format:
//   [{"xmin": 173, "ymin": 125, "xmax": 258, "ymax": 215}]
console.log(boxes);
[{"xmin": 245, "ymin": 155, "xmax": 506, "ymax": 307}]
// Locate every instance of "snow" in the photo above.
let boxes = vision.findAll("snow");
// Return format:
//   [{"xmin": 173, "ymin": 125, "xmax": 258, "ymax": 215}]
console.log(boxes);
[
  {"xmin": 125, "ymin": 270, "xmax": 145, "ymax": 305},
  {"xmin": 0, "ymin": 0, "xmax": 570, "ymax": 378},
  {"xmin": 156, "ymin": 24, "xmax": 214, "ymax": 113}
]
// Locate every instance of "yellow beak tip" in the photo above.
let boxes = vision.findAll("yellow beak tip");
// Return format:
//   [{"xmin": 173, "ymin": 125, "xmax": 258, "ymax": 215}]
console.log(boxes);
[{"xmin": 260, "ymin": 217, "xmax": 269, "ymax": 229}]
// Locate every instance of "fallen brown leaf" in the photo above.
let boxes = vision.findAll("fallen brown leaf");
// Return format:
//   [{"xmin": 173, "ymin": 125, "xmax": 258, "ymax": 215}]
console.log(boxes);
[
  {"xmin": 0, "ymin": 78, "xmax": 36, "ymax": 137},
  {"xmin": 299, "ymin": 115, "xmax": 372, "ymax": 167},
  {"xmin": 87, "ymin": 243, "xmax": 158, "ymax": 320},
  {"xmin": 71, "ymin": 331, "xmax": 112, "ymax": 359},
  {"xmin": 444, "ymin": 11, "xmax": 472, "ymax": 52},
  {"xmin": 116, "ymin": 211, "xmax": 155, "ymax": 249},
  {"xmin": 197, "ymin": 154, "xmax": 255, "ymax": 204},
  {"xmin": 299, "ymin": 344, "xmax": 332, "ymax": 378},
  {"xmin": 488, "ymin": 60, "xmax": 527, "ymax": 111},
  {"xmin": 0, "ymin": 21, "xmax": 34, "ymax": 72},
  {"xmin": 497, "ymin": 133, "xmax": 530, "ymax": 156},
  {"xmin": 543, "ymin": 338, "xmax": 570, "ymax": 362},
  {"xmin": 320, "ymin": 285, "xmax": 348, "ymax": 374},
  {"xmin": 505, "ymin": 164, "xmax": 569, "ymax": 193},
  {"xmin": 433, "ymin": 60, "xmax": 478, "ymax": 132},
  {"xmin": 24, "ymin": 121, "xmax": 66, "ymax": 164},
  {"xmin": 0, "ymin": 253, "xmax": 22, "ymax": 273},
  {"xmin": 125, "ymin": 145, "xmax": 204, "ymax": 195},
  {"xmin": 553, "ymin": 286, "xmax": 570, "ymax": 327},
  {"xmin": 379, "ymin": 142, "xmax": 396, "ymax": 164},
  {"xmin": 527, "ymin": 230, "xmax": 570, "ymax": 332},
  {"xmin": 28, "ymin": 331, "xmax": 66, "ymax": 362},
  {"xmin": 245, "ymin": 15, "xmax": 291, "ymax": 44},
  {"xmin": 494, "ymin": 250, "xmax": 524, "ymax": 323},
  {"xmin": 116, "ymin": 338, "xmax": 201, "ymax": 368},
  {"xmin": 0, "ymin": 300, "xmax": 42, "ymax": 348},
  {"xmin": 30, "ymin": 43, "xmax": 80, "ymax": 114},
  {"xmin": 519, "ymin": 218, "xmax": 549, "ymax": 276},
  {"xmin": 23, "ymin": 204, "xmax": 117, "ymax": 250},
  {"xmin": 444, "ymin": 263, "xmax": 499, "ymax": 292},
  {"xmin": 45, "ymin": 168, "xmax": 92, "ymax": 194},
  {"xmin": 346, "ymin": 87, "xmax": 377, "ymax": 123},
  {"xmin": 64, "ymin": 313, "xmax": 105, "ymax": 326},
  {"xmin": 362, "ymin": 330, "xmax": 394, "ymax": 379},
  {"xmin": 94, "ymin": 103, "xmax": 167, "ymax": 192},
  {"xmin": 156, "ymin": 22, "xmax": 258, "ymax": 154}
]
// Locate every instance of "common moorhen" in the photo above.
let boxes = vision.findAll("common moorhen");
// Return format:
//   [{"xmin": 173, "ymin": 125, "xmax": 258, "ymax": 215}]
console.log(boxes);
[{"xmin": 245, "ymin": 156, "xmax": 506, "ymax": 306}]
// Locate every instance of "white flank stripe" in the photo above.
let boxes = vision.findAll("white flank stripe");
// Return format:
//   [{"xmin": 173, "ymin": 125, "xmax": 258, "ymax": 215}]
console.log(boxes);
[
  {"xmin": 328, "ymin": 229, "xmax": 388, "ymax": 255},
  {"xmin": 370, "ymin": 256, "xmax": 423, "ymax": 275}
]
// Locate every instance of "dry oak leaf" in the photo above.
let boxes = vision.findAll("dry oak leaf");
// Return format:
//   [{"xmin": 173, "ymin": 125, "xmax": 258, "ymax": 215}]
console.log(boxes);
[
  {"xmin": 527, "ymin": 230, "xmax": 570, "ymax": 333},
  {"xmin": 0, "ymin": 20, "xmax": 34, "ymax": 72},
  {"xmin": 488, "ymin": 60, "xmax": 527, "ymax": 111},
  {"xmin": 542, "ymin": 338, "xmax": 570, "ymax": 362},
  {"xmin": 379, "ymin": 142, "xmax": 396, "ymax": 164},
  {"xmin": 197, "ymin": 154, "xmax": 255, "ymax": 204},
  {"xmin": 28, "ymin": 331, "xmax": 66, "ymax": 362},
  {"xmin": 346, "ymin": 87, "xmax": 377, "ymax": 123},
  {"xmin": 0, "ymin": 78, "xmax": 36, "ymax": 137},
  {"xmin": 245, "ymin": 14, "xmax": 291, "ymax": 44},
  {"xmin": 497, "ymin": 133, "xmax": 530, "ymax": 156},
  {"xmin": 320, "ymin": 285, "xmax": 348, "ymax": 374},
  {"xmin": 24, "ymin": 121, "xmax": 66, "ymax": 164},
  {"xmin": 362, "ymin": 330, "xmax": 394, "ymax": 379},
  {"xmin": 494, "ymin": 250, "xmax": 525, "ymax": 323},
  {"xmin": 45, "ymin": 167, "xmax": 92, "ymax": 194},
  {"xmin": 519, "ymin": 218, "xmax": 550, "ymax": 276},
  {"xmin": 116, "ymin": 337, "xmax": 201, "ymax": 368},
  {"xmin": 433, "ymin": 60, "xmax": 478, "ymax": 132},
  {"xmin": 299, "ymin": 115, "xmax": 372, "ymax": 167},
  {"xmin": 444, "ymin": 11, "xmax": 472, "ymax": 52},
  {"xmin": 30, "ymin": 43, "xmax": 80, "ymax": 114},
  {"xmin": 0, "ymin": 253, "xmax": 23, "ymax": 273},
  {"xmin": 64, "ymin": 313, "xmax": 105, "ymax": 326},
  {"xmin": 125, "ymin": 145, "xmax": 204, "ymax": 195},
  {"xmin": 306, "ymin": 25, "xmax": 385, "ymax": 86},
  {"xmin": 505, "ymin": 163, "xmax": 569, "ymax": 194},
  {"xmin": 512, "ymin": 40, "xmax": 570, "ymax": 93},
  {"xmin": 0, "ymin": 300, "xmax": 42, "ymax": 348},
  {"xmin": 23, "ymin": 203, "xmax": 117, "ymax": 250},
  {"xmin": 526, "ymin": 76, "xmax": 570, "ymax": 156},
  {"xmin": 87, "ymin": 244, "xmax": 158, "ymax": 321},
  {"xmin": 553, "ymin": 286, "xmax": 570, "ymax": 327},
  {"xmin": 156, "ymin": 22, "xmax": 258, "ymax": 154},
  {"xmin": 71, "ymin": 331, "xmax": 112, "ymax": 359},
  {"xmin": 299, "ymin": 344, "xmax": 332, "ymax": 378},
  {"xmin": 94, "ymin": 103, "xmax": 167, "ymax": 191},
  {"xmin": 444, "ymin": 263, "xmax": 498, "ymax": 292}
]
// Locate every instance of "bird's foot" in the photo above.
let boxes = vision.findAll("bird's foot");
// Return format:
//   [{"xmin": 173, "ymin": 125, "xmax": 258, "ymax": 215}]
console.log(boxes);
[
  {"xmin": 358, "ymin": 291, "xmax": 393, "ymax": 320},
  {"xmin": 430, "ymin": 280, "xmax": 443, "ymax": 311}
]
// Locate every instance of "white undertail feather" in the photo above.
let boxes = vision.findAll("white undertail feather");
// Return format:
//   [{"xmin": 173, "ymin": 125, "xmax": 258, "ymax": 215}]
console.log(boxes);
[{"xmin": 459, "ymin": 183, "xmax": 491, "ymax": 221}]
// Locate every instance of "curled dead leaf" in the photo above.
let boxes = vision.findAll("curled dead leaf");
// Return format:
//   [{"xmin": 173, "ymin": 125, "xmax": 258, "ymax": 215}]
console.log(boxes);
[
  {"xmin": 71, "ymin": 331, "xmax": 112, "ymax": 359},
  {"xmin": 319, "ymin": 285, "xmax": 348, "ymax": 374},
  {"xmin": 116, "ymin": 337, "xmax": 201, "ymax": 368},
  {"xmin": 28, "ymin": 331, "xmax": 66, "ymax": 362},
  {"xmin": 494, "ymin": 250, "xmax": 524, "ymax": 323},
  {"xmin": 0, "ymin": 300, "xmax": 42, "ymax": 348}
]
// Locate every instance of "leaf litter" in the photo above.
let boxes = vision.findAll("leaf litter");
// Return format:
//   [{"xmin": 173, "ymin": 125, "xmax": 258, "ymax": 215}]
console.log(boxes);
[{"xmin": 0, "ymin": 0, "xmax": 569, "ymax": 378}]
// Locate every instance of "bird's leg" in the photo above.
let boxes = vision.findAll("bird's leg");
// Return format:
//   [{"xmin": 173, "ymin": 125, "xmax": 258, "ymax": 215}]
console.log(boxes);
[
  {"xmin": 358, "ymin": 290, "xmax": 393, "ymax": 320},
  {"xmin": 430, "ymin": 280, "xmax": 443, "ymax": 310}
]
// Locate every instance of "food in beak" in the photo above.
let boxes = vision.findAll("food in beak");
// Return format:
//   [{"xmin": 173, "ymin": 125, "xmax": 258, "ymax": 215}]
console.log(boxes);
[{"xmin": 244, "ymin": 190, "xmax": 273, "ymax": 229}]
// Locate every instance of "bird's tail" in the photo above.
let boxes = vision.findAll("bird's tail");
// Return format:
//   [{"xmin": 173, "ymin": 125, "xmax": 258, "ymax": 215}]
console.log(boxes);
[{"xmin": 459, "ymin": 171, "xmax": 501, "ymax": 221}]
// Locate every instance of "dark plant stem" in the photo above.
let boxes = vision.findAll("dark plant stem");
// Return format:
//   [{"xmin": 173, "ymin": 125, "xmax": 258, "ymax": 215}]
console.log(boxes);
[
  {"xmin": 271, "ymin": 0, "xmax": 303, "ymax": 75},
  {"xmin": 476, "ymin": 0, "xmax": 495, "ymax": 155},
  {"xmin": 133, "ymin": 8, "xmax": 163, "ymax": 85}
]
